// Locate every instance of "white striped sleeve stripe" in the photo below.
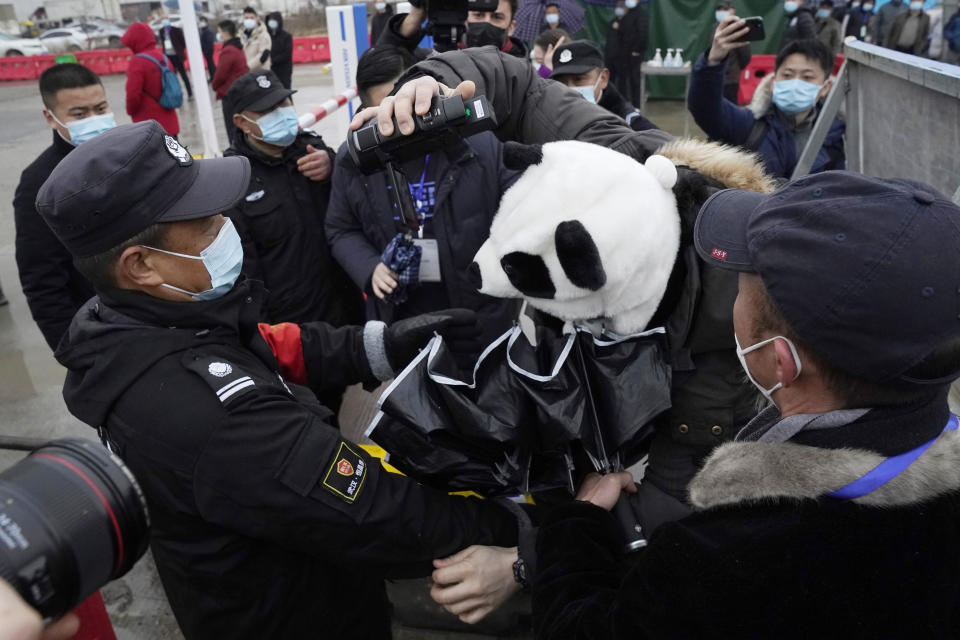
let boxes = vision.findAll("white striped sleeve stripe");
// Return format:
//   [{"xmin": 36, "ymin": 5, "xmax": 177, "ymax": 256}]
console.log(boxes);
[
  {"xmin": 216, "ymin": 376, "xmax": 253, "ymax": 399},
  {"xmin": 219, "ymin": 380, "xmax": 255, "ymax": 402}
]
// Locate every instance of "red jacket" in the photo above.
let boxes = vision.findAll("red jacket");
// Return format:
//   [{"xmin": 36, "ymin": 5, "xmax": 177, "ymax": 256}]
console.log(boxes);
[
  {"xmin": 212, "ymin": 38, "xmax": 249, "ymax": 100},
  {"xmin": 121, "ymin": 22, "xmax": 180, "ymax": 136}
]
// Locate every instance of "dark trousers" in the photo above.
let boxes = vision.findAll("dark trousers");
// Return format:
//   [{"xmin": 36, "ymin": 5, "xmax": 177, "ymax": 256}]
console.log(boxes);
[
  {"xmin": 166, "ymin": 53, "xmax": 193, "ymax": 97},
  {"xmin": 611, "ymin": 56, "xmax": 644, "ymax": 107},
  {"xmin": 203, "ymin": 50, "xmax": 216, "ymax": 81}
]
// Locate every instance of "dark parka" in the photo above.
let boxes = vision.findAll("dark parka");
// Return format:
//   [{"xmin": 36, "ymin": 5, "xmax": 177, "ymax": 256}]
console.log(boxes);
[
  {"xmin": 224, "ymin": 130, "xmax": 364, "ymax": 328},
  {"xmin": 14, "ymin": 131, "xmax": 95, "ymax": 350},
  {"xmin": 533, "ymin": 395, "xmax": 960, "ymax": 638},
  {"xmin": 325, "ymin": 132, "xmax": 521, "ymax": 347},
  {"xmin": 55, "ymin": 280, "xmax": 521, "ymax": 640},
  {"xmin": 780, "ymin": 5, "xmax": 817, "ymax": 49},
  {"xmin": 266, "ymin": 12, "xmax": 293, "ymax": 89}
]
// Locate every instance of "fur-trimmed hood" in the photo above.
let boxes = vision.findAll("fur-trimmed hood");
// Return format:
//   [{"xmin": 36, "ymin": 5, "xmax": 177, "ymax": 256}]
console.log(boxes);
[
  {"xmin": 655, "ymin": 138, "xmax": 776, "ymax": 193},
  {"xmin": 690, "ymin": 411, "xmax": 960, "ymax": 510}
]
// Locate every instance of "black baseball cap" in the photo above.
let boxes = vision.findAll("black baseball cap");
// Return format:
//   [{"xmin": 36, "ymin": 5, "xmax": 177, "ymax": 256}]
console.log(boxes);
[
  {"xmin": 36, "ymin": 121, "xmax": 251, "ymax": 259},
  {"xmin": 227, "ymin": 70, "xmax": 296, "ymax": 113},
  {"xmin": 694, "ymin": 171, "xmax": 960, "ymax": 386},
  {"xmin": 550, "ymin": 41, "xmax": 605, "ymax": 79}
]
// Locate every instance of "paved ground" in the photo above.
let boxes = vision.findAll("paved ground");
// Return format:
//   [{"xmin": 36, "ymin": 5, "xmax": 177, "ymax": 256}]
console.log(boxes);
[{"xmin": 0, "ymin": 62, "xmax": 699, "ymax": 638}]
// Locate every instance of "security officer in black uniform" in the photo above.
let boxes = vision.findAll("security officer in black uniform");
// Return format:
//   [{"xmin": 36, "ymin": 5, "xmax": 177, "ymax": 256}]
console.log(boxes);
[
  {"xmin": 224, "ymin": 70, "xmax": 362, "ymax": 329},
  {"xmin": 37, "ymin": 121, "xmax": 526, "ymax": 640}
]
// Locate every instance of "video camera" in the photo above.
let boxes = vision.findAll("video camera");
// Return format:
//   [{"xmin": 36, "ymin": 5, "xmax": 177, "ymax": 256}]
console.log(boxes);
[
  {"xmin": 413, "ymin": 0, "xmax": 500, "ymax": 51},
  {"xmin": 0, "ymin": 438, "xmax": 150, "ymax": 619},
  {"xmin": 347, "ymin": 93, "xmax": 497, "ymax": 232}
]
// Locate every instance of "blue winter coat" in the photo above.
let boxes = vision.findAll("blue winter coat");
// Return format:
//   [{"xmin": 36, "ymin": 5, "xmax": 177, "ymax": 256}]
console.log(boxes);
[
  {"xmin": 688, "ymin": 53, "xmax": 845, "ymax": 179},
  {"xmin": 325, "ymin": 131, "xmax": 522, "ymax": 347}
]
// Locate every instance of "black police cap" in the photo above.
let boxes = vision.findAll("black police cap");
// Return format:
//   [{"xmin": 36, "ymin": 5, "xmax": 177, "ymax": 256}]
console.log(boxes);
[
  {"xmin": 694, "ymin": 170, "xmax": 960, "ymax": 386},
  {"xmin": 36, "ymin": 121, "xmax": 251, "ymax": 259},
  {"xmin": 550, "ymin": 41, "xmax": 605, "ymax": 79},
  {"xmin": 227, "ymin": 70, "xmax": 297, "ymax": 114}
]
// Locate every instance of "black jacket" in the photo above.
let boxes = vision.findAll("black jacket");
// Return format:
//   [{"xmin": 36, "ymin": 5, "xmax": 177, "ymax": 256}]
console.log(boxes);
[
  {"xmin": 371, "ymin": 5, "xmax": 394, "ymax": 46},
  {"xmin": 266, "ymin": 12, "xmax": 293, "ymax": 89},
  {"xmin": 325, "ymin": 132, "xmax": 520, "ymax": 347},
  {"xmin": 55, "ymin": 280, "xmax": 521, "ymax": 640},
  {"xmin": 14, "ymin": 131, "xmax": 95, "ymax": 350},
  {"xmin": 224, "ymin": 131, "xmax": 364, "ymax": 328},
  {"xmin": 199, "ymin": 24, "xmax": 215, "ymax": 55},
  {"xmin": 605, "ymin": 5, "xmax": 648, "ymax": 63},
  {"xmin": 780, "ymin": 6, "xmax": 817, "ymax": 49},
  {"xmin": 377, "ymin": 13, "xmax": 528, "ymax": 60},
  {"xmin": 598, "ymin": 83, "xmax": 658, "ymax": 132},
  {"xmin": 534, "ymin": 394, "xmax": 960, "ymax": 638}
]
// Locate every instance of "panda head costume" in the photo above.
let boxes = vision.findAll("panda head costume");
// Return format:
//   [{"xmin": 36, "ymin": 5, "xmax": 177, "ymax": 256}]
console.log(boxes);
[{"xmin": 470, "ymin": 139, "xmax": 776, "ymax": 334}]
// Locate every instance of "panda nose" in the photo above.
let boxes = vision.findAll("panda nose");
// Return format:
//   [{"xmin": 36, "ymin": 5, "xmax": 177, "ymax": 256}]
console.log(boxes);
[{"xmin": 467, "ymin": 261, "xmax": 483, "ymax": 291}]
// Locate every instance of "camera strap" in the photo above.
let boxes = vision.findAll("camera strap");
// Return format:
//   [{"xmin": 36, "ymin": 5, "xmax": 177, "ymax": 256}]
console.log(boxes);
[{"xmin": 409, "ymin": 154, "xmax": 432, "ymax": 237}]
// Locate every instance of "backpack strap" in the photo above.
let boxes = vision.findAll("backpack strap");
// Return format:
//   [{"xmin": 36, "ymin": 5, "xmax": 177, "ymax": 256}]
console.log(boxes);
[
  {"xmin": 134, "ymin": 53, "xmax": 166, "ymax": 103},
  {"xmin": 743, "ymin": 117, "xmax": 769, "ymax": 152}
]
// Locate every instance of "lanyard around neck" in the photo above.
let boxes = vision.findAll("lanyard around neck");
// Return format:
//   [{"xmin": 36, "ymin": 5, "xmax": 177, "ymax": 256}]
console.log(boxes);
[{"xmin": 827, "ymin": 414, "xmax": 958, "ymax": 500}]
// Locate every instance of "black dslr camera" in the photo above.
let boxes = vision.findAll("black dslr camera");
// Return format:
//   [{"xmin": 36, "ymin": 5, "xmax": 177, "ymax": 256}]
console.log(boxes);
[
  {"xmin": 0, "ymin": 438, "xmax": 150, "ymax": 619},
  {"xmin": 348, "ymin": 93, "xmax": 497, "ymax": 233},
  {"xmin": 413, "ymin": 0, "xmax": 500, "ymax": 51}
]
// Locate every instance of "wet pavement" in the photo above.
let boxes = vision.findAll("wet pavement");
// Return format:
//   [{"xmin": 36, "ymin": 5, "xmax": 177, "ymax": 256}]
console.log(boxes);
[{"xmin": 0, "ymin": 62, "xmax": 698, "ymax": 639}]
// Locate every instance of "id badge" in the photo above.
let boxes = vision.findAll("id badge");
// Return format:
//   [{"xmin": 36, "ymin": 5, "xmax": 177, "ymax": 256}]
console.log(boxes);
[{"xmin": 413, "ymin": 238, "xmax": 442, "ymax": 283}]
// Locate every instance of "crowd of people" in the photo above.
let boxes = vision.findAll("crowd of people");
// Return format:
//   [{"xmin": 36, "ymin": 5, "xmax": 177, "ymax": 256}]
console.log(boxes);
[{"xmin": 4, "ymin": 1, "xmax": 960, "ymax": 639}]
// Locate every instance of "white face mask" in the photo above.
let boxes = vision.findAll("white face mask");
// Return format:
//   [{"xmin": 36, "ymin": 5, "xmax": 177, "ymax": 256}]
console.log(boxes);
[
  {"xmin": 909, "ymin": 1, "xmax": 922, "ymax": 9},
  {"xmin": 735, "ymin": 334, "xmax": 803, "ymax": 405}
]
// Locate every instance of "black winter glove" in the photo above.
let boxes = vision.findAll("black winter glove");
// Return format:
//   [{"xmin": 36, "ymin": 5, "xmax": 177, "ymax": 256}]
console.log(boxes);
[
  {"xmin": 384, "ymin": 309, "xmax": 479, "ymax": 370},
  {"xmin": 260, "ymin": 49, "xmax": 270, "ymax": 63}
]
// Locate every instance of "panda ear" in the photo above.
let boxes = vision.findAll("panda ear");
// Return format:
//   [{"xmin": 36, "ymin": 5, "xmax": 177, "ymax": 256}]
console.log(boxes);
[
  {"xmin": 556, "ymin": 220, "xmax": 606, "ymax": 292},
  {"xmin": 503, "ymin": 142, "xmax": 544, "ymax": 171},
  {"xmin": 644, "ymin": 154, "xmax": 678, "ymax": 190}
]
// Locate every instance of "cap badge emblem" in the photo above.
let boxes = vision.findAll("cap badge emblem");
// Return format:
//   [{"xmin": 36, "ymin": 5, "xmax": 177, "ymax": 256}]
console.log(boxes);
[
  {"xmin": 208, "ymin": 362, "xmax": 233, "ymax": 377},
  {"xmin": 559, "ymin": 49, "xmax": 572, "ymax": 63},
  {"xmin": 257, "ymin": 75, "xmax": 271, "ymax": 89},
  {"xmin": 164, "ymin": 135, "xmax": 192, "ymax": 166}
]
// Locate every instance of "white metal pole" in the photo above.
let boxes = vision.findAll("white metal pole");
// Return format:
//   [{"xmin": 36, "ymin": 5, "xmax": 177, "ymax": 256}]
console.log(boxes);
[{"xmin": 178, "ymin": 0, "xmax": 221, "ymax": 158}]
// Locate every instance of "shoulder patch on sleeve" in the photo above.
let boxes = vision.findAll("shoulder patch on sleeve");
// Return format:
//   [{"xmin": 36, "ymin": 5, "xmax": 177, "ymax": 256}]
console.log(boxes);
[
  {"xmin": 322, "ymin": 442, "xmax": 368, "ymax": 503},
  {"xmin": 183, "ymin": 355, "xmax": 257, "ymax": 407}
]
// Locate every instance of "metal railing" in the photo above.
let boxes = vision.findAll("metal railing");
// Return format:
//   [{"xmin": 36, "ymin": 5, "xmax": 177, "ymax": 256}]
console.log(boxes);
[{"xmin": 793, "ymin": 38, "xmax": 960, "ymax": 205}]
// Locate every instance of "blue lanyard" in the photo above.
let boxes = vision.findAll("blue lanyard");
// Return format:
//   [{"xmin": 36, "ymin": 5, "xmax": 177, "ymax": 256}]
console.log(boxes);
[
  {"xmin": 410, "ymin": 155, "xmax": 430, "ymax": 215},
  {"xmin": 827, "ymin": 414, "xmax": 958, "ymax": 500}
]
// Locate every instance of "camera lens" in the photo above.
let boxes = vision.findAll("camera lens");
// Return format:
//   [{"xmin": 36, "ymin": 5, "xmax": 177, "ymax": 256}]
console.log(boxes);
[{"xmin": 0, "ymin": 438, "xmax": 150, "ymax": 618}]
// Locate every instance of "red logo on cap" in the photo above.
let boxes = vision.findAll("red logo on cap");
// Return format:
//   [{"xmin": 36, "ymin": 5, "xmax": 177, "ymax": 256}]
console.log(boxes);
[
  {"xmin": 337, "ymin": 459, "xmax": 354, "ymax": 476},
  {"xmin": 711, "ymin": 248, "xmax": 728, "ymax": 261}
]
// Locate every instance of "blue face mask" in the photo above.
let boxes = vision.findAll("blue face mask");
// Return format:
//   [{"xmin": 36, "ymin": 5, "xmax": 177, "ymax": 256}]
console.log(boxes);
[
  {"xmin": 53, "ymin": 112, "xmax": 117, "ymax": 145},
  {"xmin": 817, "ymin": 8, "xmax": 831, "ymax": 18},
  {"xmin": 625, "ymin": 0, "xmax": 637, "ymax": 8},
  {"xmin": 244, "ymin": 106, "xmax": 300, "ymax": 147},
  {"xmin": 615, "ymin": 7, "xmax": 626, "ymax": 17},
  {"xmin": 715, "ymin": 10, "xmax": 730, "ymax": 22},
  {"xmin": 216, "ymin": 32, "xmax": 223, "ymax": 42},
  {"xmin": 573, "ymin": 76, "xmax": 602, "ymax": 104},
  {"xmin": 545, "ymin": 12, "xmax": 560, "ymax": 24},
  {"xmin": 243, "ymin": 18, "xmax": 257, "ymax": 30},
  {"xmin": 784, "ymin": 1, "xmax": 799, "ymax": 12},
  {"xmin": 772, "ymin": 78, "xmax": 822, "ymax": 114},
  {"xmin": 143, "ymin": 218, "xmax": 244, "ymax": 301},
  {"xmin": 161, "ymin": 19, "xmax": 170, "ymax": 27}
]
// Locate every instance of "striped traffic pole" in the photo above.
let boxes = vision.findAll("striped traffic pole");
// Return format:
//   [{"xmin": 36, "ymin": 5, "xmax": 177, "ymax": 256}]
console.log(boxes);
[{"xmin": 298, "ymin": 86, "xmax": 360, "ymax": 129}]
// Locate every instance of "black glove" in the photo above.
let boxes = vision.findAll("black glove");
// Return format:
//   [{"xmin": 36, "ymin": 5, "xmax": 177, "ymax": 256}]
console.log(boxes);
[
  {"xmin": 384, "ymin": 309, "xmax": 479, "ymax": 370},
  {"xmin": 408, "ymin": 0, "xmax": 424, "ymax": 9},
  {"xmin": 260, "ymin": 49, "xmax": 270, "ymax": 63}
]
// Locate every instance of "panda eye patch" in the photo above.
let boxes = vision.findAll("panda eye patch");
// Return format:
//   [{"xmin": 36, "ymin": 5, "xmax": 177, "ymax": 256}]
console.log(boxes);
[
  {"xmin": 555, "ymin": 220, "xmax": 606, "ymax": 291},
  {"xmin": 500, "ymin": 252, "xmax": 556, "ymax": 299}
]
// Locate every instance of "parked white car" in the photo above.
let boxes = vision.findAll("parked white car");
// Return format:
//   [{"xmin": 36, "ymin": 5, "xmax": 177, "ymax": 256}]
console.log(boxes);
[
  {"xmin": 0, "ymin": 32, "xmax": 49, "ymax": 56},
  {"xmin": 66, "ymin": 22, "xmax": 125, "ymax": 48},
  {"xmin": 39, "ymin": 29, "xmax": 90, "ymax": 52}
]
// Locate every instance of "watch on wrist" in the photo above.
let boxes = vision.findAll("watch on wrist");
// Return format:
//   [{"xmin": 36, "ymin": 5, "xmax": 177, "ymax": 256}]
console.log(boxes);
[{"xmin": 512, "ymin": 557, "xmax": 530, "ymax": 591}]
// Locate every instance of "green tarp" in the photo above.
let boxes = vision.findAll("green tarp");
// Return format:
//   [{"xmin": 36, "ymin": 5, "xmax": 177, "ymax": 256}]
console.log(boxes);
[{"xmin": 574, "ymin": 0, "xmax": 789, "ymax": 99}]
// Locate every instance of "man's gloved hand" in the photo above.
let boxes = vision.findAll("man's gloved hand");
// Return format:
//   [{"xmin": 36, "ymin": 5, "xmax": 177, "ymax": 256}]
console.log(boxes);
[
  {"xmin": 260, "ymin": 49, "xmax": 270, "ymax": 63},
  {"xmin": 384, "ymin": 309, "xmax": 479, "ymax": 370}
]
